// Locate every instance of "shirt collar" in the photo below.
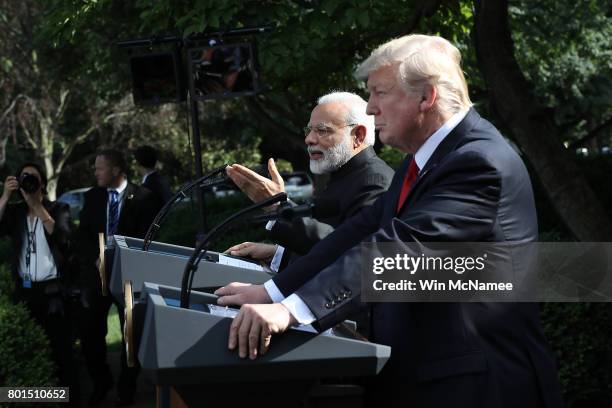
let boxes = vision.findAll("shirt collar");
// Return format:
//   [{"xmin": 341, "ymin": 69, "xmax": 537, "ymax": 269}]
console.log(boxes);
[
  {"xmin": 108, "ymin": 179, "xmax": 128, "ymax": 196},
  {"xmin": 142, "ymin": 170, "xmax": 155, "ymax": 184},
  {"xmin": 414, "ymin": 109, "xmax": 468, "ymax": 171}
]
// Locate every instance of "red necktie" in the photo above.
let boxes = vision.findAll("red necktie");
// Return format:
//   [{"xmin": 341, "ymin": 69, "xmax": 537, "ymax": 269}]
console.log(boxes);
[{"xmin": 396, "ymin": 160, "xmax": 419, "ymax": 213}]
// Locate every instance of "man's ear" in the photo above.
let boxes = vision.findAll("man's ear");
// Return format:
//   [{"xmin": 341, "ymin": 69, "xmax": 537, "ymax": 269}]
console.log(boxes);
[
  {"xmin": 419, "ymin": 84, "xmax": 437, "ymax": 112},
  {"xmin": 352, "ymin": 125, "xmax": 367, "ymax": 148}
]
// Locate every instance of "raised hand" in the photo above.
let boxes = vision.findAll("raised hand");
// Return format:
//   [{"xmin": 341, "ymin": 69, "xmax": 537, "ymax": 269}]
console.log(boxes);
[
  {"xmin": 226, "ymin": 158, "xmax": 285, "ymax": 204},
  {"xmin": 1, "ymin": 176, "xmax": 18, "ymax": 200}
]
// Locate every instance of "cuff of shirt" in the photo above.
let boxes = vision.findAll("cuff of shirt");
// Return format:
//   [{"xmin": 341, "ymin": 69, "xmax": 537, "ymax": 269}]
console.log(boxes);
[
  {"xmin": 281, "ymin": 294, "xmax": 316, "ymax": 325},
  {"xmin": 263, "ymin": 279, "xmax": 285, "ymax": 303},
  {"xmin": 269, "ymin": 245, "xmax": 284, "ymax": 272},
  {"xmin": 265, "ymin": 220, "xmax": 276, "ymax": 231}
]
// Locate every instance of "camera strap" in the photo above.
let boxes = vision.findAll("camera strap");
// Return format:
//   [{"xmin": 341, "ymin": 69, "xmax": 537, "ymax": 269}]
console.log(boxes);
[{"xmin": 25, "ymin": 217, "xmax": 39, "ymax": 274}]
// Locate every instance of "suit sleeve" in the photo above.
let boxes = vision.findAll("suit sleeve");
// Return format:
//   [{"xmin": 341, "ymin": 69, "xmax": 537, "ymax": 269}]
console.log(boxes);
[
  {"xmin": 272, "ymin": 190, "xmax": 387, "ymax": 296},
  {"xmin": 269, "ymin": 218, "xmax": 334, "ymax": 255},
  {"xmin": 76, "ymin": 192, "xmax": 100, "ymax": 290},
  {"xmin": 294, "ymin": 151, "xmax": 502, "ymax": 331},
  {"xmin": 135, "ymin": 188, "xmax": 159, "ymax": 238},
  {"xmin": 0, "ymin": 203, "xmax": 14, "ymax": 237},
  {"xmin": 46, "ymin": 202, "xmax": 71, "ymax": 250},
  {"xmin": 270, "ymin": 171, "xmax": 392, "ymax": 255}
]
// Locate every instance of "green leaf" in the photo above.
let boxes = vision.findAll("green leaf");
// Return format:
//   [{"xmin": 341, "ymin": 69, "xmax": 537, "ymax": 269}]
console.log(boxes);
[
  {"xmin": 323, "ymin": 0, "xmax": 343, "ymax": 15},
  {"xmin": 357, "ymin": 10, "xmax": 369, "ymax": 27}
]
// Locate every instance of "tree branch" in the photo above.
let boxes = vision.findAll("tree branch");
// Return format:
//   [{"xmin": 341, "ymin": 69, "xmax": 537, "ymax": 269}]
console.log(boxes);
[
  {"xmin": 16, "ymin": 114, "xmax": 38, "ymax": 149},
  {"xmin": 54, "ymin": 88, "xmax": 70, "ymax": 121},
  {"xmin": 0, "ymin": 94, "xmax": 27, "ymax": 125},
  {"xmin": 568, "ymin": 117, "xmax": 612, "ymax": 150},
  {"xmin": 245, "ymin": 97, "xmax": 304, "ymax": 150},
  {"xmin": 56, "ymin": 110, "xmax": 134, "ymax": 170}
]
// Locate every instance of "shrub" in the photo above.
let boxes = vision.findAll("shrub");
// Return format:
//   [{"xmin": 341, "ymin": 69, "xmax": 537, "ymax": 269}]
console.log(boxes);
[
  {"xmin": 0, "ymin": 300, "xmax": 57, "ymax": 387},
  {"xmin": 0, "ymin": 258, "xmax": 14, "ymax": 299},
  {"xmin": 0, "ymin": 263, "xmax": 57, "ymax": 389},
  {"xmin": 541, "ymin": 302, "xmax": 612, "ymax": 406}
]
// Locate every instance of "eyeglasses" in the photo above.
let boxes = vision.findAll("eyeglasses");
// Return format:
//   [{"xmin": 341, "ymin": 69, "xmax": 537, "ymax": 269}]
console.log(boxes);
[{"xmin": 303, "ymin": 123, "xmax": 357, "ymax": 138}]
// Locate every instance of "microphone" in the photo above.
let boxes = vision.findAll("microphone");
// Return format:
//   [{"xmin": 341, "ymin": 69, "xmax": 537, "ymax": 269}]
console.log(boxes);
[
  {"xmin": 249, "ymin": 197, "xmax": 341, "ymax": 223},
  {"xmin": 283, "ymin": 197, "xmax": 340, "ymax": 220},
  {"xmin": 142, "ymin": 164, "xmax": 229, "ymax": 251},
  {"xmin": 180, "ymin": 192, "xmax": 288, "ymax": 308}
]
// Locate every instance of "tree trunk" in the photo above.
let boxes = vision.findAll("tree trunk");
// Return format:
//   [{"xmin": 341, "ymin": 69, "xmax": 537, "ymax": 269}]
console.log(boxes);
[
  {"xmin": 472, "ymin": 0, "xmax": 612, "ymax": 241},
  {"xmin": 0, "ymin": 136, "xmax": 7, "ymax": 168}
]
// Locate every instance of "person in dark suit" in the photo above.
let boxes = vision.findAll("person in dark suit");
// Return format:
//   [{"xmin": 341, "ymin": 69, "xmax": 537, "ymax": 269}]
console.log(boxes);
[
  {"xmin": 225, "ymin": 91, "xmax": 393, "ymax": 268},
  {"xmin": 76, "ymin": 149, "xmax": 158, "ymax": 406},
  {"xmin": 215, "ymin": 35, "xmax": 563, "ymax": 407},
  {"xmin": 0, "ymin": 162, "xmax": 77, "ymax": 396},
  {"xmin": 134, "ymin": 146, "xmax": 173, "ymax": 213}
]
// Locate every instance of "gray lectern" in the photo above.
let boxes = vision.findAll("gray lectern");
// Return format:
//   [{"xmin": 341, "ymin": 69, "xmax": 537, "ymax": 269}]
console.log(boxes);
[
  {"xmin": 109, "ymin": 235, "xmax": 273, "ymax": 307},
  {"xmin": 126, "ymin": 282, "xmax": 390, "ymax": 408}
]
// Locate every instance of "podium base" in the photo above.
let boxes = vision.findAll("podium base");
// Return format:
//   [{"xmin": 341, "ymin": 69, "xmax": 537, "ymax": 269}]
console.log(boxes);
[{"xmin": 156, "ymin": 381, "xmax": 364, "ymax": 408}]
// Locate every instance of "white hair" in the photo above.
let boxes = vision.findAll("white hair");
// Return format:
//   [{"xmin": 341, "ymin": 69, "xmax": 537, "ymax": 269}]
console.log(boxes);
[
  {"xmin": 316, "ymin": 91, "xmax": 375, "ymax": 146},
  {"xmin": 355, "ymin": 34, "xmax": 472, "ymax": 116}
]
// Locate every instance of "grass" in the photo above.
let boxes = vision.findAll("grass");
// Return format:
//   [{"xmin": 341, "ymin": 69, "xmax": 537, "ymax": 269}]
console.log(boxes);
[{"xmin": 106, "ymin": 304, "xmax": 123, "ymax": 352}]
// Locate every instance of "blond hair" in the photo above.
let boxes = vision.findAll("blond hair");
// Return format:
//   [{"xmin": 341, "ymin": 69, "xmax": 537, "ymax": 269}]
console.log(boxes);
[{"xmin": 355, "ymin": 34, "xmax": 472, "ymax": 115}]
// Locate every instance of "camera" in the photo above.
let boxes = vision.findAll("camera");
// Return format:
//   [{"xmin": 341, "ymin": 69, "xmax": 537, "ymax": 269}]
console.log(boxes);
[{"xmin": 19, "ymin": 173, "xmax": 40, "ymax": 194}]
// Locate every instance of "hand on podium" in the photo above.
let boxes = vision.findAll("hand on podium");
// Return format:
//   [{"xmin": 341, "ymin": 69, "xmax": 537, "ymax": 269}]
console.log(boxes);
[
  {"xmin": 226, "ymin": 158, "xmax": 284, "ymax": 208},
  {"xmin": 229, "ymin": 303, "xmax": 297, "ymax": 359},
  {"xmin": 225, "ymin": 242, "xmax": 276, "ymax": 264},
  {"xmin": 215, "ymin": 282, "xmax": 272, "ymax": 306}
]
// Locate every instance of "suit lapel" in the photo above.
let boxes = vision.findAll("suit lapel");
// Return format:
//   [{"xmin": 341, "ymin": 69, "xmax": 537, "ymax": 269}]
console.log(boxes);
[
  {"xmin": 119, "ymin": 183, "xmax": 136, "ymax": 225},
  {"xmin": 396, "ymin": 108, "xmax": 481, "ymax": 214}
]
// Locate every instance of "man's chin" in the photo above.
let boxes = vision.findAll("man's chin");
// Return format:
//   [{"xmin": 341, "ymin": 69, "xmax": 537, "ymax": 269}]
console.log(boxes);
[{"xmin": 309, "ymin": 159, "xmax": 328, "ymax": 175}]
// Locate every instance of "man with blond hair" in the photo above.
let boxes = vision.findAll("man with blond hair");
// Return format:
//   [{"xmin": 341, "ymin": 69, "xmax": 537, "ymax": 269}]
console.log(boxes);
[{"xmin": 217, "ymin": 35, "xmax": 563, "ymax": 407}]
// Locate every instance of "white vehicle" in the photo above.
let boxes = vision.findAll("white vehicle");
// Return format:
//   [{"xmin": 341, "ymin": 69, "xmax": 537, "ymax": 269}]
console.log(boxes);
[{"xmin": 57, "ymin": 187, "xmax": 91, "ymax": 219}]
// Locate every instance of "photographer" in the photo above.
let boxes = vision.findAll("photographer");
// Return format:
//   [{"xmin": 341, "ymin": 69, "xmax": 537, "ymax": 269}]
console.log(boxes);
[{"xmin": 0, "ymin": 162, "xmax": 76, "ymax": 393}]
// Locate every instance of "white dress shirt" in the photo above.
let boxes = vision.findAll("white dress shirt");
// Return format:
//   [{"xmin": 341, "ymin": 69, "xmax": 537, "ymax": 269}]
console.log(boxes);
[
  {"xmin": 268, "ymin": 110, "xmax": 469, "ymax": 325},
  {"xmin": 106, "ymin": 179, "xmax": 128, "ymax": 240},
  {"xmin": 142, "ymin": 170, "xmax": 155, "ymax": 184},
  {"xmin": 18, "ymin": 216, "xmax": 58, "ymax": 282}
]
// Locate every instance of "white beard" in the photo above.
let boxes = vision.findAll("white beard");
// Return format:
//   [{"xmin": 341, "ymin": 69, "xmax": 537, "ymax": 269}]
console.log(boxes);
[{"xmin": 309, "ymin": 138, "xmax": 353, "ymax": 175}]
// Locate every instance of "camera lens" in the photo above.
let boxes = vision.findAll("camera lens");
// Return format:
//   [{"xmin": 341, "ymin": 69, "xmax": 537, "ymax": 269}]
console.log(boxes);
[{"xmin": 19, "ymin": 173, "xmax": 40, "ymax": 194}]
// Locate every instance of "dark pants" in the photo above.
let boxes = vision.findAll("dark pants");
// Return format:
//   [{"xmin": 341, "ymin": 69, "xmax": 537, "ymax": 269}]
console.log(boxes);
[
  {"xmin": 16, "ymin": 279, "xmax": 78, "ymax": 392},
  {"xmin": 76, "ymin": 290, "xmax": 139, "ymax": 401}
]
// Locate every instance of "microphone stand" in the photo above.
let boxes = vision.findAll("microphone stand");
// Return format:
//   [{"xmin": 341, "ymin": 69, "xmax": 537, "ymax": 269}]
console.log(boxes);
[
  {"xmin": 248, "ymin": 203, "xmax": 315, "ymax": 224},
  {"xmin": 142, "ymin": 164, "xmax": 229, "ymax": 251},
  {"xmin": 180, "ymin": 192, "xmax": 287, "ymax": 308}
]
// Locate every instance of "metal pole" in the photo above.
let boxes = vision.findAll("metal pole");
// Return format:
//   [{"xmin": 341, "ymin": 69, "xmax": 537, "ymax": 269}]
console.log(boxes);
[{"xmin": 189, "ymin": 93, "xmax": 207, "ymax": 236}]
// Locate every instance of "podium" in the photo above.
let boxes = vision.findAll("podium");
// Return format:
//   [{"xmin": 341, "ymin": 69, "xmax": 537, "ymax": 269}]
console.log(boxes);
[
  {"xmin": 108, "ymin": 235, "xmax": 273, "ymax": 307},
  {"xmin": 126, "ymin": 282, "xmax": 391, "ymax": 407}
]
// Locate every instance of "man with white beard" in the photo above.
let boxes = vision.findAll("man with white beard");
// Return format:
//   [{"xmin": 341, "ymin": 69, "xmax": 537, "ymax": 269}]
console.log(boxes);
[{"xmin": 226, "ymin": 91, "xmax": 393, "ymax": 275}]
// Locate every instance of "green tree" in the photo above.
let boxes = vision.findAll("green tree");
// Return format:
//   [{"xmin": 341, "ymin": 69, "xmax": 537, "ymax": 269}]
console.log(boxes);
[
  {"xmin": 0, "ymin": 1, "xmax": 135, "ymax": 199},
  {"xmin": 40, "ymin": 0, "xmax": 612, "ymax": 238}
]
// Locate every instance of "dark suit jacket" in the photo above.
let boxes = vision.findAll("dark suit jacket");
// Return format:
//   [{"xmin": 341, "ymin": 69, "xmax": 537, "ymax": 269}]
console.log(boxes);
[
  {"xmin": 270, "ymin": 146, "xmax": 394, "ymax": 257},
  {"xmin": 76, "ymin": 183, "xmax": 158, "ymax": 291},
  {"xmin": 143, "ymin": 171, "xmax": 173, "ymax": 212},
  {"xmin": 274, "ymin": 109, "xmax": 563, "ymax": 408},
  {"xmin": 0, "ymin": 200, "xmax": 72, "ymax": 285}
]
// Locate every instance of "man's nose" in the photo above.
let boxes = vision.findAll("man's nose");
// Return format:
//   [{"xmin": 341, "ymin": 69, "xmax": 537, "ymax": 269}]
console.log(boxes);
[
  {"xmin": 366, "ymin": 99, "xmax": 378, "ymax": 115},
  {"xmin": 304, "ymin": 130, "xmax": 317, "ymax": 145}
]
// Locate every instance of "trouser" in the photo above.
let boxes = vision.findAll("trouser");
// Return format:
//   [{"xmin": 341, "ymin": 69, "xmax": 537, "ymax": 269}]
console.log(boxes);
[
  {"xmin": 76, "ymin": 290, "xmax": 139, "ymax": 400},
  {"xmin": 16, "ymin": 279, "xmax": 78, "ymax": 393}
]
